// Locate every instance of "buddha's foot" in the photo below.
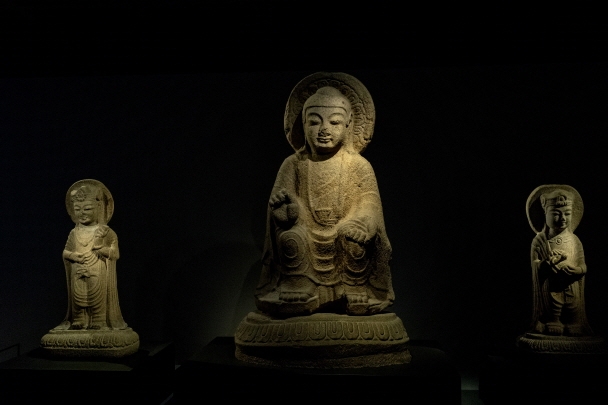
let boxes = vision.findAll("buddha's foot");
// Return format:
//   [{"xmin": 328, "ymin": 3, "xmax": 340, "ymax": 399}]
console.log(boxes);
[
  {"xmin": 546, "ymin": 321, "xmax": 564, "ymax": 335},
  {"xmin": 256, "ymin": 289, "xmax": 320, "ymax": 315},
  {"xmin": 347, "ymin": 292, "xmax": 369, "ymax": 304},
  {"xmin": 346, "ymin": 293, "xmax": 370, "ymax": 315},
  {"xmin": 279, "ymin": 291, "xmax": 315, "ymax": 303},
  {"xmin": 566, "ymin": 323, "xmax": 583, "ymax": 336}
]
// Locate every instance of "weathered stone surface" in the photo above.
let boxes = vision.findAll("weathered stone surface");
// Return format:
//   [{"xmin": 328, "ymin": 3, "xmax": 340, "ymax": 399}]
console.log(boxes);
[
  {"xmin": 40, "ymin": 328, "xmax": 140, "ymax": 357},
  {"xmin": 235, "ymin": 72, "xmax": 409, "ymax": 367},
  {"xmin": 517, "ymin": 184, "xmax": 605, "ymax": 353},
  {"xmin": 235, "ymin": 312, "xmax": 410, "ymax": 368},
  {"xmin": 41, "ymin": 179, "xmax": 139, "ymax": 357},
  {"xmin": 517, "ymin": 333, "xmax": 606, "ymax": 354},
  {"xmin": 256, "ymin": 72, "xmax": 393, "ymax": 317}
]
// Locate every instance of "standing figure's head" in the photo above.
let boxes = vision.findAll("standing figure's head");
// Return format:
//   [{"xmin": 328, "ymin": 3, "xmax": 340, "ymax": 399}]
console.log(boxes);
[
  {"xmin": 70, "ymin": 186, "xmax": 102, "ymax": 226},
  {"xmin": 541, "ymin": 190, "xmax": 574, "ymax": 234},
  {"xmin": 526, "ymin": 184, "xmax": 583, "ymax": 236},
  {"xmin": 302, "ymin": 86, "xmax": 353, "ymax": 157},
  {"xmin": 66, "ymin": 179, "xmax": 114, "ymax": 226}
]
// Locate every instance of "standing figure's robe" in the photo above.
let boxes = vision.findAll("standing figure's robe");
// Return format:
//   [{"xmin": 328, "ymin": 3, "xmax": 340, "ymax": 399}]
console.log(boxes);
[
  {"xmin": 58, "ymin": 224, "xmax": 127, "ymax": 330},
  {"xmin": 530, "ymin": 228, "xmax": 591, "ymax": 335}
]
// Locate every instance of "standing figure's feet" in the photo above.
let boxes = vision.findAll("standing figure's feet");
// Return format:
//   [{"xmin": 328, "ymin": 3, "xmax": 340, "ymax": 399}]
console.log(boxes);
[{"xmin": 70, "ymin": 322, "xmax": 86, "ymax": 330}]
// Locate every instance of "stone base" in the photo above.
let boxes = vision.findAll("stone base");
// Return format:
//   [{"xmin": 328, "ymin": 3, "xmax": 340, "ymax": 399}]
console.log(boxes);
[
  {"xmin": 234, "ymin": 311, "xmax": 411, "ymax": 368},
  {"xmin": 516, "ymin": 332, "xmax": 607, "ymax": 354},
  {"xmin": 40, "ymin": 328, "xmax": 140, "ymax": 357}
]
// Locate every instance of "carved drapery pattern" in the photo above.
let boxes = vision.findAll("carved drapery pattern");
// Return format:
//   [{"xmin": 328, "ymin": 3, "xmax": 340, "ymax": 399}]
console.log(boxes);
[
  {"xmin": 40, "ymin": 329, "xmax": 139, "ymax": 356},
  {"xmin": 235, "ymin": 314, "xmax": 407, "ymax": 345},
  {"xmin": 518, "ymin": 334, "xmax": 606, "ymax": 354}
]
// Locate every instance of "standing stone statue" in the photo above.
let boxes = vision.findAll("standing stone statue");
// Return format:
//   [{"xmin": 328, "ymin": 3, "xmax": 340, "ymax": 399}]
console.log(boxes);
[
  {"xmin": 235, "ymin": 72, "xmax": 410, "ymax": 367},
  {"xmin": 40, "ymin": 179, "xmax": 139, "ymax": 357},
  {"xmin": 517, "ymin": 184, "xmax": 604, "ymax": 352}
]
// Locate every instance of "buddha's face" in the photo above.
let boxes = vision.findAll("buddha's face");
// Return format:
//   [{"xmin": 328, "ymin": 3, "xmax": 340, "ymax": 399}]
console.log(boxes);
[
  {"xmin": 545, "ymin": 205, "xmax": 572, "ymax": 233},
  {"xmin": 74, "ymin": 200, "xmax": 99, "ymax": 226},
  {"xmin": 304, "ymin": 106, "xmax": 350, "ymax": 155}
]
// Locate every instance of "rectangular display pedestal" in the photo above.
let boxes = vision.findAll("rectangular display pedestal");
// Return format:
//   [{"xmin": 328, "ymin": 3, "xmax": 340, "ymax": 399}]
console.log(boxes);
[
  {"xmin": 479, "ymin": 347, "xmax": 608, "ymax": 404},
  {"xmin": 0, "ymin": 341, "xmax": 174, "ymax": 404},
  {"xmin": 176, "ymin": 337, "xmax": 460, "ymax": 404}
]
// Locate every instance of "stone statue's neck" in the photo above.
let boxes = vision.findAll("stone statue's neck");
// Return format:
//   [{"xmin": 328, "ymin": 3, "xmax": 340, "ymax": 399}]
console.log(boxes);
[
  {"xmin": 77, "ymin": 223, "xmax": 99, "ymax": 229},
  {"xmin": 547, "ymin": 227, "xmax": 568, "ymax": 239},
  {"xmin": 309, "ymin": 148, "xmax": 343, "ymax": 162}
]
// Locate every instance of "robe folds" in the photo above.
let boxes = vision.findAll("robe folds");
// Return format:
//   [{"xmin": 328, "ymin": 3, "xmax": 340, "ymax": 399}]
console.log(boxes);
[
  {"xmin": 530, "ymin": 229, "xmax": 591, "ymax": 334},
  {"xmin": 256, "ymin": 149, "xmax": 394, "ymax": 309},
  {"xmin": 61, "ymin": 225, "xmax": 127, "ymax": 330}
]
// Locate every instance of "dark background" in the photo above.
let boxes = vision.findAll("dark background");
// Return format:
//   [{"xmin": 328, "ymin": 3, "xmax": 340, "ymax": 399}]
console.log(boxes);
[{"xmin": 1, "ymin": 3, "xmax": 607, "ymax": 387}]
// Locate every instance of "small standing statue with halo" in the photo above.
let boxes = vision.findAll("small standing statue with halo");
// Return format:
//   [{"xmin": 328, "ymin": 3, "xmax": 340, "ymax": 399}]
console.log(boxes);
[
  {"xmin": 517, "ymin": 184, "xmax": 604, "ymax": 353},
  {"xmin": 234, "ymin": 72, "xmax": 410, "ymax": 367},
  {"xmin": 40, "ymin": 179, "xmax": 139, "ymax": 357}
]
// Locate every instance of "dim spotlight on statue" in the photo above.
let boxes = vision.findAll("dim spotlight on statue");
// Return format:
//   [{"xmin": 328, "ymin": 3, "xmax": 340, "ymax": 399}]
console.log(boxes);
[
  {"xmin": 517, "ymin": 184, "xmax": 605, "ymax": 353},
  {"xmin": 234, "ymin": 72, "xmax": 410, "ymax": 367},
  {"xmin": 40, "ymin": 179, "xmax": 139, "ymax": 357}
]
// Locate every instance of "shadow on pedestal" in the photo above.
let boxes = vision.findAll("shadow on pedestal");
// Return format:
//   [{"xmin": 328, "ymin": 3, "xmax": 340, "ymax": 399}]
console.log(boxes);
[
  {"xmin": 175, "ymin": 337, "xmax": 460, "ymax": 404},
  {"xmin": 0, "ymin": 341, "xmax": 174, "ymax": 404}
]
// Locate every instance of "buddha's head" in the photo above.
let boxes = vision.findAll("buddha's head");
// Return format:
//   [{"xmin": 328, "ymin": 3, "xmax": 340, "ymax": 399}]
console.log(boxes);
[
  {"xmin": 70, "ymin": 185, "xmax": 102, "ymax": 226},
  {"xmin": 302, "ymin": 86, "xmax": 353, "ymax": 156},
  {"xmin": 541, "ymin": 189, "xmax": 573, "ymax": 233}
]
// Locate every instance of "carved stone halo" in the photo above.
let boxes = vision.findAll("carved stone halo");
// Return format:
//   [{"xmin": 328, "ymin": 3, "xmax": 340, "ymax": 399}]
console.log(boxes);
[
  {"xmin": 526, "ymin": 184, "xmax": 583, "ymax": 233},
  {"xmin": 284, "ymin": 72, "xmax": 376, "ymax": 154},
  {"xmin": 65, "ymin": 179, "xmax": 114, "ymax": 225}
]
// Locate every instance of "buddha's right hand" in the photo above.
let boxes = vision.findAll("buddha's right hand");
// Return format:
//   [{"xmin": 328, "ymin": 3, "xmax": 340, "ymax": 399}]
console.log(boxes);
[
  {"xmin": 66, "ymin": 251, "xmax": 84, "ymax": 263},
  {"xmin": 270, "ymin": 189, "xmax": 299, "ymax": 226}
]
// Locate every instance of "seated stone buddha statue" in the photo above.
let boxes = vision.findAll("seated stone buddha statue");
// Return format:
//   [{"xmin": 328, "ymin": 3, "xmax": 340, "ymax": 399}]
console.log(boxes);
[
  {"xmin": 235, "ymin": 72, "xmax": 409, "ymax": 368},
  {"xmin": 255, "ymin": 73, "xmax": 394, "ymax": 317}
]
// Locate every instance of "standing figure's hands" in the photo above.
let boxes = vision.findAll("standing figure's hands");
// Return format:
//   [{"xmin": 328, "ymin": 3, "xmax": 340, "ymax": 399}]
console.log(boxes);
[
  {"xmin": 547, "ymin": 249, "xmax": 567, "ymax": 273},
  {"xmin": 66, "ymin": 251, "xmax": 85, "ymax": 264},
  {"xmin": 92, "ymin": 225, "xmax": 109, "ymax": 250}
]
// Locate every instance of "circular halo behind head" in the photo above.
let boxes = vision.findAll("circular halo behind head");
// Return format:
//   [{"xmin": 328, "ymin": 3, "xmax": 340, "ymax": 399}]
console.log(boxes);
[
  {"xmin": 526, "ymin": 184, "xmax": 583, "ymax": 233},
  {"xmin": 66, "ymin": 179, "xmax": 114, "ymax": 225},
  {"xmin": 284, "ymin": 72, "xmax": 375, "ymax": 154}
]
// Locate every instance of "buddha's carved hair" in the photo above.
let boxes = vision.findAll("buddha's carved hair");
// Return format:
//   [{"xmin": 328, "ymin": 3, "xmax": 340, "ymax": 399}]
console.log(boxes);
[
  {"xmin": 302, "ymin": 86, "xmax": 352, "ymax": 122},
  {"xmin": 70, "ymin": 185, "xmax": 102, "ymax": 203},
  {"xmin": 541, "ymin": 190, "xmax": 574, "ymax": 212},
  {"xmin": 66, "ymin": 179, "xmax": 114, "ymax": 225}
]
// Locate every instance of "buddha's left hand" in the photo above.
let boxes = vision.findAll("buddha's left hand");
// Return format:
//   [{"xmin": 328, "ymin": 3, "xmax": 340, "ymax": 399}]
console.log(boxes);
[
  {"xmin": 340, "ymin": 219, "xmax": 375, "ymax": 244},
  {"xmin": 92, "ymin": 225, "xmax": 109, "ymax": 250},
  {"xmin": 94, "ymin": 225, "xmax": 109, "ymax": 238}
]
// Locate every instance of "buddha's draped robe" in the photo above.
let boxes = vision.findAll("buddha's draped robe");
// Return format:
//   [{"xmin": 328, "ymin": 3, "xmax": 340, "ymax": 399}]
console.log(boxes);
[{"xmin": 256, "ymin": 148, "xmax": 394, "ymax": 313}]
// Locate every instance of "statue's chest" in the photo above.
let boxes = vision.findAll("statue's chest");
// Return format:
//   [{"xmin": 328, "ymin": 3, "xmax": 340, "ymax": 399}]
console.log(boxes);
[
  {"xmin": 73, "ymin": 227, "xmax": 97, "ymax": 251},
  {"xmin": 302, "ymin": 158, "xmax": 347, "ymax": 225},
  {"xmin": 549, "ymin": 234, "xmax": 576, "ymax": 262}
]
